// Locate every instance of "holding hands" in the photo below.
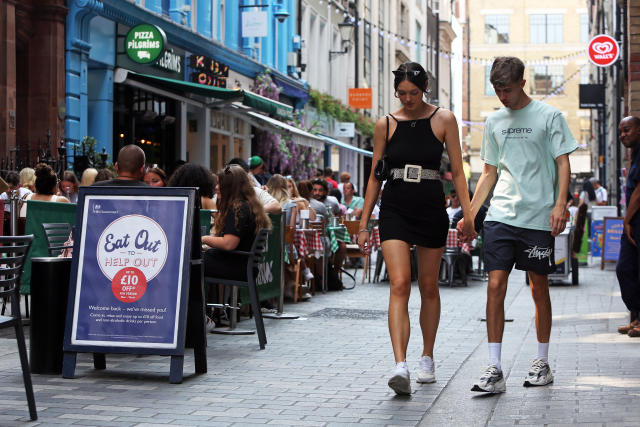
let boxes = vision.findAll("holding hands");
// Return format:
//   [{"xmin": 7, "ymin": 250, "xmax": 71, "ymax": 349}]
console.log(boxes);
[{"xmin": 456, "ymin": 217, "xmax": 478, "ymax": 243}]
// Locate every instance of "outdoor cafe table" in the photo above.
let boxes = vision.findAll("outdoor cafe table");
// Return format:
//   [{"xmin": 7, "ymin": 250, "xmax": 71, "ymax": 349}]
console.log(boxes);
[
  {"xmin": 327, "ymin": 225, "xmax": 351, "ymax": 252},
  {"xmin": 446, "ymin": 229, "xmax": 471, "ymax": 255},
  {"xmin": 293, "ymin": 228, "xmax": 323, "ymax": 258}
]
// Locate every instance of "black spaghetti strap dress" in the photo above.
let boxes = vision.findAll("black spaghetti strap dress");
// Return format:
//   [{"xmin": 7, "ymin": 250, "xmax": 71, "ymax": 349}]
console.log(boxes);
[{"xmin": 378, "ymin": 108, "xmax": 449, "ymax": 248}]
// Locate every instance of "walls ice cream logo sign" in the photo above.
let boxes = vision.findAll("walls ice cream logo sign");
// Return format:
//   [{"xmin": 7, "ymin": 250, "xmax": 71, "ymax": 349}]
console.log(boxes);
[
  {"xmin": 125, "ymin": 24, "xmax": 166, "ymax": 64},
  {"xmin": 588, "ymin": 34, "xmax": 619, "ymax": 67},
  {"xmin": 97, "ymin": 215, "xmax": 168, "ymax": 303}
]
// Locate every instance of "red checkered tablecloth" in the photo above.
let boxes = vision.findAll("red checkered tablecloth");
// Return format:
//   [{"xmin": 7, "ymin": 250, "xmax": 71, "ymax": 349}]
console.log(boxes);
[
  {"xmin": 447, "ymin": 229, "xmax": 471, "ymax": 255},
  {"xmin": 371, "ymin": 227, "xmax": 381, "ymax": 249},
  {"xmin": 294, "ymin": 229, "xmax": 323, "ymax": 258}
]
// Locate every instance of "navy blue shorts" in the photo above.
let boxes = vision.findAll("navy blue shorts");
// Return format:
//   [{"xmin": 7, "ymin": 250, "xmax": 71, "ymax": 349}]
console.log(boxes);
[{"xmin": 483, "ymin": 221, "xmax": 556, "ymax": 275}]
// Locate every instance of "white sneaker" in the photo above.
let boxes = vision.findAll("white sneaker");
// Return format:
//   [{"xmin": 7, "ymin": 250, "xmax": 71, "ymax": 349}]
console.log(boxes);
[
  {"xmin": 471, "ymin": 364, "xmax": 506, "ymax": 393},
  {"xmin": 303, "ymin": 267, "xmax": 314, "ymax": 281},
  {"xmin": 523, "ymin": 359, "xmax": 553, "ymax": 387},
  {"xmin": 388, "ymin": 363, "xmax": 411, "ymax": 395},
  {"xmin": 416, "ymin": 356, "xmax": 436, "ymax": 383}
]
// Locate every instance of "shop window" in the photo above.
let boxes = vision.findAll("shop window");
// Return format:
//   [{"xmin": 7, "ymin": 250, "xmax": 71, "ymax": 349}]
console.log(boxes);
[
  {"xmin": 529, "ymin": 65, "xmax": 564, "ymax": 95},
  {"xmin": 485, "ymin": 66, "xmax": 496, "ymax": 96}
]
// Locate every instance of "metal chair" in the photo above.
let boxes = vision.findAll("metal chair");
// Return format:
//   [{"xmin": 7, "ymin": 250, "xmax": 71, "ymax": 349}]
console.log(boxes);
[
  {"xmin": 342, "ymin": 220, "xmax": 370, "ymax": 284},
  {"xmin": 0, "ymin": 235, "xmax": 37, "ymax": 420},
  {"xmin": 204, "ymin": 229, "xmax": 270, "ymax": 349},
  {"xmin": 41, "ymin": 223, "xmax": 73, "ymax": 257},
  {"xmin": 439, "ymin": 246, "xmax": 467, "ymax": 287},
  {"xmin": 309, "ymin": 220, "xmax": 328, "ymax": 293}
]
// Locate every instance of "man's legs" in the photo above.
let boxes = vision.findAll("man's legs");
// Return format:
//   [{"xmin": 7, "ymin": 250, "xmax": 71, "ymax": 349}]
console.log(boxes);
[
  {"xmin": 527, "ymin": 271, "xmax": 552, "ymax": 344},
  {"xmin": 616, "ymin": 231, "xmax": 640, "ymax": 335}
]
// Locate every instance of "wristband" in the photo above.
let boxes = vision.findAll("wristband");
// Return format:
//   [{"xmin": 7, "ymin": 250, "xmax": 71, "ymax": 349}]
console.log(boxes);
[{"xmin": 357, "ymin": 229, "xmax": 369, "ymax": 234}]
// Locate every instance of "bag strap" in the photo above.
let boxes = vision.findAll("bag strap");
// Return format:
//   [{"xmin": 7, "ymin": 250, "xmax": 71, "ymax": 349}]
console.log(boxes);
[{"xmin": 385, "ymin": 115, "xmax": 389, "ymax": 143}]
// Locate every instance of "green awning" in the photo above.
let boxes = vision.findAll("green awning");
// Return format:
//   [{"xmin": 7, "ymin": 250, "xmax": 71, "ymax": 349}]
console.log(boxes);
[{"xmin": 124, "ymin": 70, "xmax": 293, "ymax": 120}]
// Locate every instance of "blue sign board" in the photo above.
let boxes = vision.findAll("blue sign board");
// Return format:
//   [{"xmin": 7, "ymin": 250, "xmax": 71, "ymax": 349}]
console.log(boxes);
[
  {"xmin": 603, "ymin": 217, "xmax": 624, "ymax": 263},
  {"xmin": 591, "ymin": 220, "xmax": 604, "ymax": 257},
  {"xmin": 65, "ymin": 187, "xmax": 196, "ymax": 354}
]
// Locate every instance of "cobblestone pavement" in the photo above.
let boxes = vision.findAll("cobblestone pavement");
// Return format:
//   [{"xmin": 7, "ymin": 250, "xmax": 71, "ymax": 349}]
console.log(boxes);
[{"xmin": 0, "ymin": 261, "xmax": 637, "ymax": 426}]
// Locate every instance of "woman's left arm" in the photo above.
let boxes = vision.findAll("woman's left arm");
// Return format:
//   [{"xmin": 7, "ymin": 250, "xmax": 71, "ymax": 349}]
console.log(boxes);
[
  {"xmin": 442, "ymin": 110, "xmax": 476, "ymax": 240},
  {"xmin": 202, "ymin": 234, "xmax": 241, "ymax": 251}
]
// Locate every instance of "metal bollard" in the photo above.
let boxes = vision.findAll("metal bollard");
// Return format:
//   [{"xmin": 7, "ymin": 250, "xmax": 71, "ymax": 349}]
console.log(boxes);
[{"xmin": 9, "ymin": 190, "xmax": 18, "ymax": 236}]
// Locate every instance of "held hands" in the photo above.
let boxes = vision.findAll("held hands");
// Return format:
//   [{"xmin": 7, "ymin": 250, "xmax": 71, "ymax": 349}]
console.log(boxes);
[
  {"xmin": 456, "ymin": 218, "xmax": 478, "ymax": 243},
  {"xmin": 549, "ymin": 206, "xmax": 567, "ymax": 237},
  {"xmin": 357, "ymin": 230, "xmax": 371, "ymax": 255}
]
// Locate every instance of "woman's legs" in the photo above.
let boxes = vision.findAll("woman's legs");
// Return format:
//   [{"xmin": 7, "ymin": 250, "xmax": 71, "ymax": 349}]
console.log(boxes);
[
  {"xmin": 415, "ymin": 246, "xmax": 445, "ymax": 359},
  {"xmin": 382, "ymin": 240, "xmax": 413, "ymax": 363}
]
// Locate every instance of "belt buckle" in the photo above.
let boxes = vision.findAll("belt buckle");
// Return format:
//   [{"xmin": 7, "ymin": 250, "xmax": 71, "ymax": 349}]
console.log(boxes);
[{"xmin": 403, "ymin": 164, "xmax": 422, "ymax": 183}]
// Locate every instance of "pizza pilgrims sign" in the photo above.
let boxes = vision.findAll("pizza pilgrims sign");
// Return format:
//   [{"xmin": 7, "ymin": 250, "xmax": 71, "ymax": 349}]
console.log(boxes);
[{"xmin": 588, "ymin": 34, "xmax": 619, "ymax": 67}]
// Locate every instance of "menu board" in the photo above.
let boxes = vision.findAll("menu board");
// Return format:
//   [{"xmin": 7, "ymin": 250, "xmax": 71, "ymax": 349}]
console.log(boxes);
[
  {"xmin": 602, "ymin": 217, "xmax": 623, "ymax": 268},
  {"xmin": 64, "ymin": 188, "xmax": 195, "ymax": 353}
]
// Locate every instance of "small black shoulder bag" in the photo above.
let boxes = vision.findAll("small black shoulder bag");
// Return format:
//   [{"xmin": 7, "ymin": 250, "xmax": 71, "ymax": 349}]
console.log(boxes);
[{"xmin": 373, "ymin": 116, "xmax": 390, "ymax": 182}]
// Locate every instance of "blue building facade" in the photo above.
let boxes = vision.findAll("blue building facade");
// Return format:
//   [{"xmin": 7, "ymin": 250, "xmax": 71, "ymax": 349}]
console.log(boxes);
[{"xmin": 65, "ymin": 0, "xmax": 308, "ymax": 171}]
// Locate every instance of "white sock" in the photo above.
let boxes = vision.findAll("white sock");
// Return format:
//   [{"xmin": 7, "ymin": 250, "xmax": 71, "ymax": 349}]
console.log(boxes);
[
  {"xmin": 488, "ymin": 342, "xmax": 502, "ymax": 371},
  {"xmin": 396, "ymin": 361, "xmax": 408, "ymax": 370},
  {"xmin": 537, "ymin": 342, "xmax": 549, "ymax": 362},
  {"xmin": 303, "ymin": 267, "xmax": 311, "ymax": 274}
]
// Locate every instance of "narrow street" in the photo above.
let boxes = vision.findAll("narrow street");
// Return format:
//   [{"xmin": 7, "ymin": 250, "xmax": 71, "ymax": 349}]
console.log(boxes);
[{"xmin": 0, "ymin": 262, "xmax": 635, "ymax": 426}]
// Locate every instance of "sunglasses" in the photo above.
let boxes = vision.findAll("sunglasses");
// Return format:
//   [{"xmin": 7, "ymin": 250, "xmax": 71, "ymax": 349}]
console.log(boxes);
[{"xmin": 392, "ymin": 69, "xmax": 423, "ymax": 77}]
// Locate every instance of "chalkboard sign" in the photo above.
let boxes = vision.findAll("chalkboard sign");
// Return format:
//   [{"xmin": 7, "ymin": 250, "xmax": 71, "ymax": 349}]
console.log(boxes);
[
  {"xmin": 601, "ymin": 216, "xmax": 624, "ymax": 269},
  {"xmin": 63, "ymin": 187, "xmax": 206, "ymax": 383}
]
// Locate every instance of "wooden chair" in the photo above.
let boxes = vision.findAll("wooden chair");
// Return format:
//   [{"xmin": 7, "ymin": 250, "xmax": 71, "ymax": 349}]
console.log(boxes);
[
  {"xmin": 204, "ymin": 229, "xmax": 270, "ymax": 349},
  {"xmin": 41, "ymin": 223, "xmax": 73, "ymax": 257},
  {"xmin": 284, "ymin": 226, "xmax": 304, "ymax": 303},
  {"xmin": 342, "ymin": 220, "xmax": 369, "ymax": 284},
  {"xmin": 0, "ymin": 235, "xmax": 37, "ymax": 420}
]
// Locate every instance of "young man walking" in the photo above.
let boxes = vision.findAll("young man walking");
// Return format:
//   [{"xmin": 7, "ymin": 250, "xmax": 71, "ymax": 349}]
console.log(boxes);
[{"xmin": 458, "ymin": 57, "xmax": 577, "ymax": 393}]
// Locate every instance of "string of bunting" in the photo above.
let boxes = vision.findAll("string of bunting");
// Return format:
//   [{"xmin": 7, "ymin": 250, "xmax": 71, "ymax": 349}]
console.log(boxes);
[
  {"xmin": 316, "ymin": 0, "xmax": 586, "ymax": 65},
  {"xmin": 461, "ymin": 63, "xmax": 589, "ymax": 128}
]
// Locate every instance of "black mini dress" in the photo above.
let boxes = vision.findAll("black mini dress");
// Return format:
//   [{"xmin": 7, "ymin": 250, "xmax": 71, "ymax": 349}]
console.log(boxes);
[{"xmin": 378, "ymin": 108, "xmax": 449, "ymax": 248}]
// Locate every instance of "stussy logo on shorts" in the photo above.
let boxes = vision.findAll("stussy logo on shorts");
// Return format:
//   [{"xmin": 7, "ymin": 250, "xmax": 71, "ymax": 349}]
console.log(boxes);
[{"xmin": 524, "ymin": 246, "xmax": 553, "ymax": 266}]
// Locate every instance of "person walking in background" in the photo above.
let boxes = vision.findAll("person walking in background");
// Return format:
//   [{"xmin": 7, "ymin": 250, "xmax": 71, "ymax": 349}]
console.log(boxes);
[
  {"xmin": 592, "ymin": 178, "xmax": 608, "ymax": 206},
  {"xmin": 616, "ymin": 116, "xmax": 640, "ymax": 337},
  {"xmin": 458, "ymin": 57, "xmax": 577, "ymax": 393},
  {"xmin": 358, "ymin": 61, "xmax": 475, "ymax": 395},
  {"xmin": 446, "ymin": 189, "xmax": 462, "ymax": 224}
]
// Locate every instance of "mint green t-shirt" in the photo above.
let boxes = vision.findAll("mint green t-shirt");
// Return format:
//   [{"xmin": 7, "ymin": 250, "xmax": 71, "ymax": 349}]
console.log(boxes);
[{"xmin": 481, "ymin": 100, "xmax": 578, "ymax": 231}]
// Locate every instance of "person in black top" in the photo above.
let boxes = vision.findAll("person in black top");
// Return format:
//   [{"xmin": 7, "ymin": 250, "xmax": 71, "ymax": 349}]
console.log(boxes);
[
  {"xmin": 357, "ymin": 62, "xmax": 476, "ymax": 395},
  {"xmin": 202, "ymin": 165, "xmax": 271, "ymax": 280},
  {"xmin": 92, "ymin": 145, "xmax": 148, "ymax": 186},
  {"xmin": 617, "ymin": 116, "xmax": 640, "ymax": 336}
]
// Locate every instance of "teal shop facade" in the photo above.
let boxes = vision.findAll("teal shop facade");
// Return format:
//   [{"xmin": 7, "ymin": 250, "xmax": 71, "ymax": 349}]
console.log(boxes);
[{"xmin": 65, "ymin": 0, "xmax": 309, "ymax": 171}]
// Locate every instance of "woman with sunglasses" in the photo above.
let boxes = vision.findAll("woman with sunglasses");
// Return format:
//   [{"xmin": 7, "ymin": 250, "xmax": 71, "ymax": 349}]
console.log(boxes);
[
  {"xmin": 201, "ymin": 165, "xmax": 271, "ymax": 281},
  {"xmin": 357, "ymin": 62, "xmax": 476, "ymax": 395}
]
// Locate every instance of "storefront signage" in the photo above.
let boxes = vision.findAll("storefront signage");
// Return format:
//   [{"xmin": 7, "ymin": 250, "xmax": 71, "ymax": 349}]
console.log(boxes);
[
  {"xmin": 65, "ymin": 190, "xmax": 193, "ymax": 350},
  {"xmin": 157, "ymin": 49, "xmax": 182, "ymax": 73},
  {"xmin": 242, "ymin": 10, "xmax": 268, "ymax": 38},
  {"xmin": 348, "ymin": 88, "xmax": 373, "ymax": 109},
  {"xmin": 188, "ymin": 54, "xmax": 229, "ymax": 88},
  {"xmin": 587, "ymin": 34, "xmax": 619, "ymax": 67},
  {"xmin": 334, "ymin": 122, "xmax": 355, "ymax": 138},
  {"xmin": 125, "ymin": 24, "xmax": 166, "ymax": 64}
]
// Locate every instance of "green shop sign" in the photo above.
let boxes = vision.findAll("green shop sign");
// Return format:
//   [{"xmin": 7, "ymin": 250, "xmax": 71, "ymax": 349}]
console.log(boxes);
[{"xmin": 125, "ymin": 24, "xmax": 166, "ymax": 64}]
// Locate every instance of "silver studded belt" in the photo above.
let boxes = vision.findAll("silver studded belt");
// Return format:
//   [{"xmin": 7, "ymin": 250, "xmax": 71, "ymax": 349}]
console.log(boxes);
[{"xmin": 390, "ymin": 165, "xmax": 440, "ymax": 182}]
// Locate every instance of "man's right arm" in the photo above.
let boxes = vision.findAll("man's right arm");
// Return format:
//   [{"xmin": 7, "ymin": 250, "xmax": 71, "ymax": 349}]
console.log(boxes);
[
  {"xmin": 624, "ymin": 185, "xmax": 640, "ymax": 245},
  {"xmin": 470, "ymin": 163, "xmax": 498, "ymax": 217}
]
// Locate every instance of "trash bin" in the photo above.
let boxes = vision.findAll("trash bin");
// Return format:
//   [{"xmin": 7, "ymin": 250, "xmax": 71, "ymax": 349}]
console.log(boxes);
[{"xmin": 30, "ymin": 257, "xmax": 72, "ymax": 374}]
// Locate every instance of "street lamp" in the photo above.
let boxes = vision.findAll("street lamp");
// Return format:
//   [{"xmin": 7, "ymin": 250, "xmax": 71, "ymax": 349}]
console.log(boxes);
[{"xmin": 329, "ymin": 19, "xmax": 355, "ymax": 59}]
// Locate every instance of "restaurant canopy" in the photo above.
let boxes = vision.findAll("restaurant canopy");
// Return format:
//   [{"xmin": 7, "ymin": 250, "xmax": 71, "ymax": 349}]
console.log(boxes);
[{"xmin": 318, "ymin": 135, "xmax": 373, "ymax": 157}]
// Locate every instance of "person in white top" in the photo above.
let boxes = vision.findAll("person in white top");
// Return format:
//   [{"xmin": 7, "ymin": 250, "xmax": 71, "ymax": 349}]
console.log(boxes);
[
  {"xmin": 225, "ymin": 158, "xmax": 281, "ymax": 214},
  {"xmin": 0, "ymin": 171, "xmax": 32, "ymax": 214},
  {"xmin": 591, "ymin": 178, "xmax": 608, "ymax": 206},
  {"xmin": 446, "ymin": 189, "xmax": 462, "ymax": 223}
]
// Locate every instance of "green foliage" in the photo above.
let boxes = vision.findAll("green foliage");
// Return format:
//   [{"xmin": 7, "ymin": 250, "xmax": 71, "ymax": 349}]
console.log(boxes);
[{"xmin": 308, "ymin": 89, "xmax": 375, "ymax": 137}]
